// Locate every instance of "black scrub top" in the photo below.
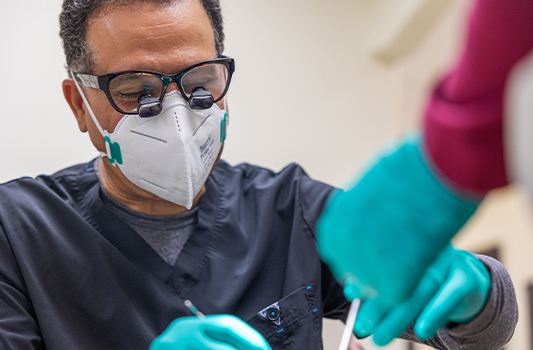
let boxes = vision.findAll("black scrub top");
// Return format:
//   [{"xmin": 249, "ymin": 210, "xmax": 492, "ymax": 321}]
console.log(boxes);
[{"xmin": 0, "ymin": 159, "xmax": 349, "ymax": 350}]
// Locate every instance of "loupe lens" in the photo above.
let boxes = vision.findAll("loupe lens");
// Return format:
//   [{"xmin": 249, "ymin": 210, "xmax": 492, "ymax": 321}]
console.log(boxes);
[
  {"xmin": 138, "ymin": 94, "xmax": 162, "ymax": 117},
  {"xmin": 189, "ymin": 88, "xmax": 214, "ymax": 110}
]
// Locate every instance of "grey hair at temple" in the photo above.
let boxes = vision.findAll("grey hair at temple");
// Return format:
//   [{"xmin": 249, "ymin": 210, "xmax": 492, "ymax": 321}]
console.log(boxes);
[{"xmin": 59, "ymin": 0, "xmax": 225, "ymax": 74}]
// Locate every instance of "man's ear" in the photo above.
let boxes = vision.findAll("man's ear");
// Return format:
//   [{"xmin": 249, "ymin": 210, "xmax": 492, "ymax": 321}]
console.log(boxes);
[{"xmin": 63, "ymin": 79, "xmax": 88, "ymax": 132}]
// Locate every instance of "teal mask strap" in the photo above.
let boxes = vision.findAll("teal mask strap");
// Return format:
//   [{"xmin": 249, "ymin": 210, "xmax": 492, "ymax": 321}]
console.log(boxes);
[
  {"xmin": 220, "ymin": 112, "xmax": 227, "ymax": 143},
  {"xmin": 71, "ymin": 69, "xmax": 117, "ymax": 164},
  {"xmin": 104, "ymin": 136, "xmax": 123, "ymax": 165}
]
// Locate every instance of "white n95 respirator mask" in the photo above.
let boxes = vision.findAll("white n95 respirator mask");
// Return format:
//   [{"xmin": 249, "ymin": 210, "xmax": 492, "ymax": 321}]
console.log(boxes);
[{"xmin": 74, "ymin": 83, "xmax": 228, "ymax": 210}]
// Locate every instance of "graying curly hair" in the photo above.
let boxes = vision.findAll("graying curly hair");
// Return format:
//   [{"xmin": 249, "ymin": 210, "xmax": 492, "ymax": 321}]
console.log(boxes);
[{"xmin": 59, "ymin": 0, "xmax": 224, "ymax": 74}]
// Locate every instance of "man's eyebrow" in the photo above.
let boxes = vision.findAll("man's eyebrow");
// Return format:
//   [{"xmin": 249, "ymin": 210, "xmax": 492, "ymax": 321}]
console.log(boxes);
[
  {"xmin": 124, "ymin": 73, "xmax": 156, "ymax": 78},
  {"xmin": 122, "ymin": 75, "xmax": 139, "ymax": 81},
  {"xmin": 113, "ymin": 73, "xmax": 157, "ymax": 83}
]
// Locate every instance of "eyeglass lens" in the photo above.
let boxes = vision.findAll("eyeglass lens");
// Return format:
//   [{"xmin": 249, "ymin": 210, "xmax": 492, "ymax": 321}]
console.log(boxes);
[
  {"xmin": 109, "ymin": 73, "xmax": 164, "ymax": 113},
  {"xmin": 108, "ymin": 63, "xmax": 229, "ymax": 113}
]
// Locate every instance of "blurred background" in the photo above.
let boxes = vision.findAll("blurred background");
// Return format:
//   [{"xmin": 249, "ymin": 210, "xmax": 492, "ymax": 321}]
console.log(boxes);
[{"xmin": 2, "ymin": 0, "xmax": 533, "ymax": 349}]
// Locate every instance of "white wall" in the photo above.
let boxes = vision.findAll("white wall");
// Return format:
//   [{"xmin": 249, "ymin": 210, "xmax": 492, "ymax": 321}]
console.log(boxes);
[
  {"xmin": 0, "ymin": 1, "xmax": 97, "ymax": 182},
  {"xmin": 221, "ymin": 0, "xmax": 400, "ymax": 188},
  {"xmin": 1, "ymin": 1, "xmax": 531, "ymax": 350}
]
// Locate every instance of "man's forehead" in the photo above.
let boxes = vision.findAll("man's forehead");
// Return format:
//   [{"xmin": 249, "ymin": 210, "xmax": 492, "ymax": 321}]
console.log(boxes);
[
  {"xmin": 92, "ymin": 2, "xmax": 189, "ymax": 33},
  {"xmin": 86, "ymin": 0, "xmax": 216, "ymax": 73}
]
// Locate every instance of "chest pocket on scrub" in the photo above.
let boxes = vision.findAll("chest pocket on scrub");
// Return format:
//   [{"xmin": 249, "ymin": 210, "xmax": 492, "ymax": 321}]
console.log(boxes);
[{"xmin": 246, "ymin": 285, "xmax": 322, "ymax": 350}]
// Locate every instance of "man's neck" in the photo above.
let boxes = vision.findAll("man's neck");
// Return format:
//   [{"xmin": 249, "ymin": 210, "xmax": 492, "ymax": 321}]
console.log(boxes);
[{"xmin": 97, "ymin": 158, "xmax": 204, "ymax": 216}]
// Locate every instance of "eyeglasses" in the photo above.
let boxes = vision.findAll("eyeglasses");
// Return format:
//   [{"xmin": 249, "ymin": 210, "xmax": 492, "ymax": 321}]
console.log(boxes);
[{"xmin": 73, "ymin": 57, "xmax": 235, "ymax": 117}]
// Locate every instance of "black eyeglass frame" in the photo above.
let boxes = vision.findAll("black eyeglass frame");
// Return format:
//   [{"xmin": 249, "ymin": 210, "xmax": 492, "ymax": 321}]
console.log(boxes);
[{"xmin": 73, "ymin": 57, "xmax": 235, "ymax": 114}]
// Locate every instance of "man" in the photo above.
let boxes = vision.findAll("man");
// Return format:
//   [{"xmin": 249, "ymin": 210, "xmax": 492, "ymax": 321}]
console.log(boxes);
[{"xmin": 0, "ymin": 0, "xmax": 518, "ymax": 349}]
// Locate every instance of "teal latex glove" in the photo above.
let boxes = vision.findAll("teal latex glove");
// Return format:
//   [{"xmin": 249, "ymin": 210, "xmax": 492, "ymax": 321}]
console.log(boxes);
[
  {"xmin": 317, "ymin": 134, "xmax": 480, "ymax": 322},
  {"xmin": 345, "ymin": 244, "xmax": 491, "ymax": 346},
  {"xmin": 149, "ymin": 315, "xmax": 272, "ymax": 350}
]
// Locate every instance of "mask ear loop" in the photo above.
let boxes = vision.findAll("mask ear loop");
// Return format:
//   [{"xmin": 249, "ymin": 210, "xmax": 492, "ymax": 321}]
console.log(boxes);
[
  {"xmin": 223, "ymin": 96, "xmax": 228, "ymax": 127},
  {"xmin": 71, "ymin": 70, "xmax": 115, "ymax": 164}
]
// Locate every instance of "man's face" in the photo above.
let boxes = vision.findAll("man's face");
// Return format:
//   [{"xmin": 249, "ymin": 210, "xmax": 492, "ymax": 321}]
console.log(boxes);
[{"xmin": 81, "ymin": 0, "xmax": 217, "ymax": 153}]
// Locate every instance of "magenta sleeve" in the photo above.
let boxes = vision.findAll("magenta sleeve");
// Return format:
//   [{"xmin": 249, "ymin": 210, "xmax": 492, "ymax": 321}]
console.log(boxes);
[{"xmin": 423, "ymin": 0, "xmax": 533, "ymax": 193}]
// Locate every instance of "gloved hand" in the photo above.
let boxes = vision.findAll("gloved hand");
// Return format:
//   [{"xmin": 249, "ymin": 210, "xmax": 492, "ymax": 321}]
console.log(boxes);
[
  {"xmin": 149, "ymin": 314, "xmax": 272, "ymax": 350},
  {"xmin": 344, "ymin": 244, "xmax": 491, "ymax": 346},
  {"xmin": 317, "ymin": 134, "xmax": 480, "ymax": 323}
]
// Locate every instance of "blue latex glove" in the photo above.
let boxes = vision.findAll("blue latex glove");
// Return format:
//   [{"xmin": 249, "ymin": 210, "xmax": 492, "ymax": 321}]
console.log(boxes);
[
  {"xmin": 345, "ymin": 244, "xmax": 491, "ymax": 346},
  {"xmin": 317, "ymin": 134, "xmax": 480, "ymax": 321},
  {"xmin": 149, "ymin": 315, "xmax": 272, "ymax": 350}
]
